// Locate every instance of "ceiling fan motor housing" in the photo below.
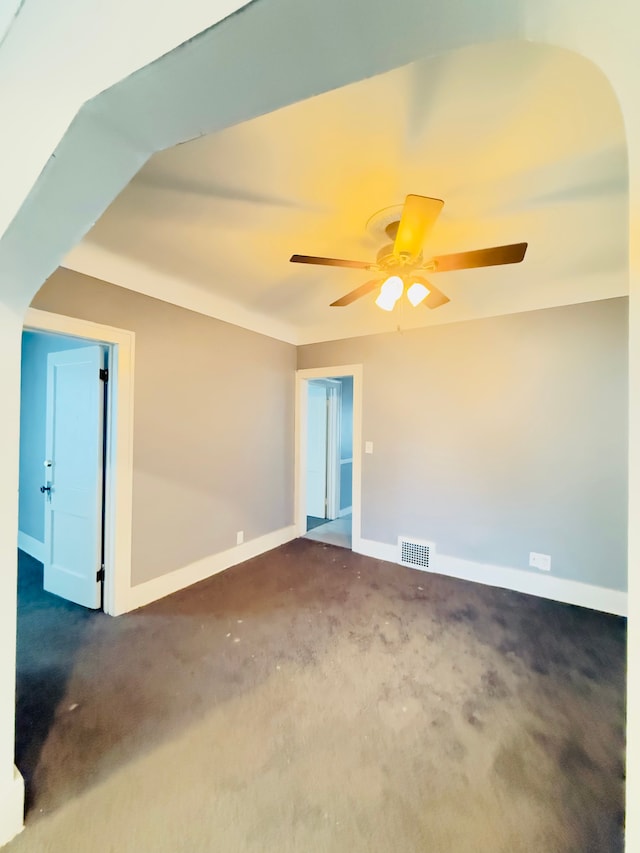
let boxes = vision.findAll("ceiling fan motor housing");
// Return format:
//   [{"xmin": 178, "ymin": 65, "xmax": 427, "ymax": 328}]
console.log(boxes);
[{"xmin": 376, "ymin": 242, "xmax": 422, "ymax": 270}]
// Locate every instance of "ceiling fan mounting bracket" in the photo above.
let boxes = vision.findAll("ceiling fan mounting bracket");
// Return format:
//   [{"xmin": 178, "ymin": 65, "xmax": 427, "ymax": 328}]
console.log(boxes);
[
  {"xmin": 384, "ymin": 220, "xmax": 400, "ymax": 241},
  {"xmin": 365, "ymin": 204, "xmax": 405, "ymax": 241}
]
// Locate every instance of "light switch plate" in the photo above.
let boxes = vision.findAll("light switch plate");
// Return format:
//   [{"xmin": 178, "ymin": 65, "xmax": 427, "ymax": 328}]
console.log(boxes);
[{"xmin": 365, "ymin": 441, "xmax": 373, "ymax": 454}]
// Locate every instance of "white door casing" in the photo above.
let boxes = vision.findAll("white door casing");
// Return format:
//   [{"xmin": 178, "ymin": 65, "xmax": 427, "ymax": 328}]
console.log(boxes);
[{"xmin": 43, "ymin": 345, "xmax": 106, "ymax": 608}]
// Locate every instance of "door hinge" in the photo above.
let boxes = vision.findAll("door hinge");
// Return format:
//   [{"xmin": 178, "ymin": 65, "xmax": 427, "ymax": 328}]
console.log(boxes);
[
  {"xmin": 97, "ymin": 566, "xmax": 105, "ymax": 583},
  {"xmin": 99, "ymin": 368, "xmax": 109, "ymax": 382}
]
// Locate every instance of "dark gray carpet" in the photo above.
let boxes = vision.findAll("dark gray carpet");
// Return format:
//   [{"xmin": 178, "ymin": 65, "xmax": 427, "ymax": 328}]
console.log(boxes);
[{"xmin": 11, "ymin": 543, "xmax": 625, "ymax": 852}]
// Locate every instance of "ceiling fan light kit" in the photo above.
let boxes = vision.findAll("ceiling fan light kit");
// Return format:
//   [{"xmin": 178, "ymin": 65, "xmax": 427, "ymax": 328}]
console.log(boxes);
[
  {"xmin": 373, "ymin": 276, "xmax": 430, "ymax": 311},
  {"xmin": 290, "ymin": 194, "xmax": 528, "ymax": 312}
]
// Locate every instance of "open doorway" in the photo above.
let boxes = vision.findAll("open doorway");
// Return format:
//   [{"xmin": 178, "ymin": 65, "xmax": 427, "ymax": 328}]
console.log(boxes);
[
  {"xmin": 18, "ymin": 330, "xmax": 110, "ymax": 609},
  {"xmin": 20, "ymin": 308, "xmax": 135, "ymax": 616},
  {"xmin": 304, "ymin": 377, "xmax": 354, "ymax": 549},
  {"xmin": 295, "ymin": 365, "xmax": 362, "ymax": 551}
]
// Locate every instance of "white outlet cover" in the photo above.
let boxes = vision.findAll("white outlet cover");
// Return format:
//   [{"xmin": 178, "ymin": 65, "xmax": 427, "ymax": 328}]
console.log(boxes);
[
  {"xmin": 236, "ymin": 531, "xmax": 244, "ymax": 545},
  {"xmin": 529, "ymin": 551, "xmax": 551, "ymax": 571}
]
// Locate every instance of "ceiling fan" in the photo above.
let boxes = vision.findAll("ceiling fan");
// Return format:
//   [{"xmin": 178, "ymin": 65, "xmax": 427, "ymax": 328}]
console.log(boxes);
[{"xmin": 290, "ymin": 195, "xmax": 528, "ymax": 311}]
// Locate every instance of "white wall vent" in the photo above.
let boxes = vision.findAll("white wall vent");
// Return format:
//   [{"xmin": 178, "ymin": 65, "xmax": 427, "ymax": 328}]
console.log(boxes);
[{"xmin": 397, "ymin": 537, "xmax": 435, "ymax": 570}]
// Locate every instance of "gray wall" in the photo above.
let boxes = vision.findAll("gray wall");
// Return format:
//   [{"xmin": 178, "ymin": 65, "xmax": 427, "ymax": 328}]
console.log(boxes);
[
  {"xmin": 299, "ymin": 298, "xmax": 628, "ymax": 592},
  {"xmin": 32, "ymin": 268, "xmax": 296, "ymax": 586},
  {"xmin": 19, "ymin": 331, "xmax": 87, "ymax": 542}
]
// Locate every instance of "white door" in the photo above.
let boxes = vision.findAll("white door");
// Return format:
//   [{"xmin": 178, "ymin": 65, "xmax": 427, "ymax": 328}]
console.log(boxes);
[
  {"xmin": 306, "ymin": 382, "xmax": 328, "ymax": 518},
  {"xmin": 43, "ymin": 345, "xmax": 106, "ymax": 609},
  {"xmin": 325, "ymin": 384, "xmax": 342, "ymax": 520}
]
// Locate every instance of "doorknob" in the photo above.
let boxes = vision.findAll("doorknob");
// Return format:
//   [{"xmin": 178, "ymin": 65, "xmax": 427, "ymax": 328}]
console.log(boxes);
[{"xmin": 40, "ymin": 485, "xmax": 51, "ymax": 494}]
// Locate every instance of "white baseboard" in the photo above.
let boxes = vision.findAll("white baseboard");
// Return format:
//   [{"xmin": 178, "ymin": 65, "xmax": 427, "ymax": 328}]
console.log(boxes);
[
  {"xmin": 17, "ymin": 531, "xmax": 45, "ymax": 563},
  {"xmin": 0, "ymin": 767, "xmax": 24, "ymax": 847},
  {"xmin": 353, "ymin": 537, "xmax": 627, "ymax": 617},
  {"xmin": 126, "ymin": 525, "xmax": 297, "ymax": 612},
  {"xmin": 338, "ymin": 506, "xmax": 352, "ymax": 518},
  {"xmin": 353, "ymin": 536, "xmax": 396, "ymax": 563}
]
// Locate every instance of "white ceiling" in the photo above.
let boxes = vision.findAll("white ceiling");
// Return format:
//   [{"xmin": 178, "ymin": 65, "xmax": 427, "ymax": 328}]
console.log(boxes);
[{"xmin": 66, "ymin": 40, "xmax": 628, "ymax": 344}]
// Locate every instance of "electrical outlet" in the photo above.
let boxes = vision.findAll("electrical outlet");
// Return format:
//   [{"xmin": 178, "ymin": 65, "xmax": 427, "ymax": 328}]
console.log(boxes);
[
  {"xmin": 529, "ymin": 551, "xmax": 551, "ymax": 571},
  {"xmin": 236, "ymin": 531, "xmax": 244, "ymax": 545}
]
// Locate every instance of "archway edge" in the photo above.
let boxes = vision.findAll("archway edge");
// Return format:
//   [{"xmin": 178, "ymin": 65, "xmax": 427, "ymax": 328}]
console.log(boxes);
[{"xmin": 0, "ymin": 0, "xmax": 636, "ymax": 311}]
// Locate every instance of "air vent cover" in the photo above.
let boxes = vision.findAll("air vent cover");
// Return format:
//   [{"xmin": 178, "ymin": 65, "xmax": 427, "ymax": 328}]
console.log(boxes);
[{"xmin": 398, "ymin": 537, "xmax": 435, "ymax": 570}]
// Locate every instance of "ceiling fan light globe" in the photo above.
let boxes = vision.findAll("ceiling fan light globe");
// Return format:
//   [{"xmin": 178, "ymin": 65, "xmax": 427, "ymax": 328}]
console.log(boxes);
[
  {"xmin": 375, "ymin": 275, "xmax": 404, "ymax": 311},
  {"xmin": 375, "ymin": 293, "xmax": 396, "ymax": 311},
  {"xmin": 381, "ymin": 275, "xmax": 404, "ymax": 299},
  {"xmin": 407, "ymin": 282, "xmax": 430, "ymax": 307}
]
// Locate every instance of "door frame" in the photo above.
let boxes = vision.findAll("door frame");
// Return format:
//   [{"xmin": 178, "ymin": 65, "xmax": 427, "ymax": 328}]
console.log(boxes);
[
  {"xmin": 295, "ymin": 365, "xmax": 362, "ymax": 547},
  {"xmin": 22, "ymin": 308, "xmax": 135, "ymax": 616}
]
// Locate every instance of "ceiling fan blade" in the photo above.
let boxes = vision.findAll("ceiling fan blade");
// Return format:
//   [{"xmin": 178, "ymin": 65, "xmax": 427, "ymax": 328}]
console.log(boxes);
[
  {"xmin": 412, "ymin": 276, "xmax": 450, "ymax": 309},
  {"xmin": 431, "ymin": 242, "xmax": 528, "ymax": 273},
  {"xmin": 393, "ymin": 195, "xmax": 444, "ymax": 258},
  {"xmin": 290, "ymin": 254, "xmax": 372, "ymax": 270},
  {"xmin": 330, "ymin": 279, "xmax": 382, "ymax": 307}
]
